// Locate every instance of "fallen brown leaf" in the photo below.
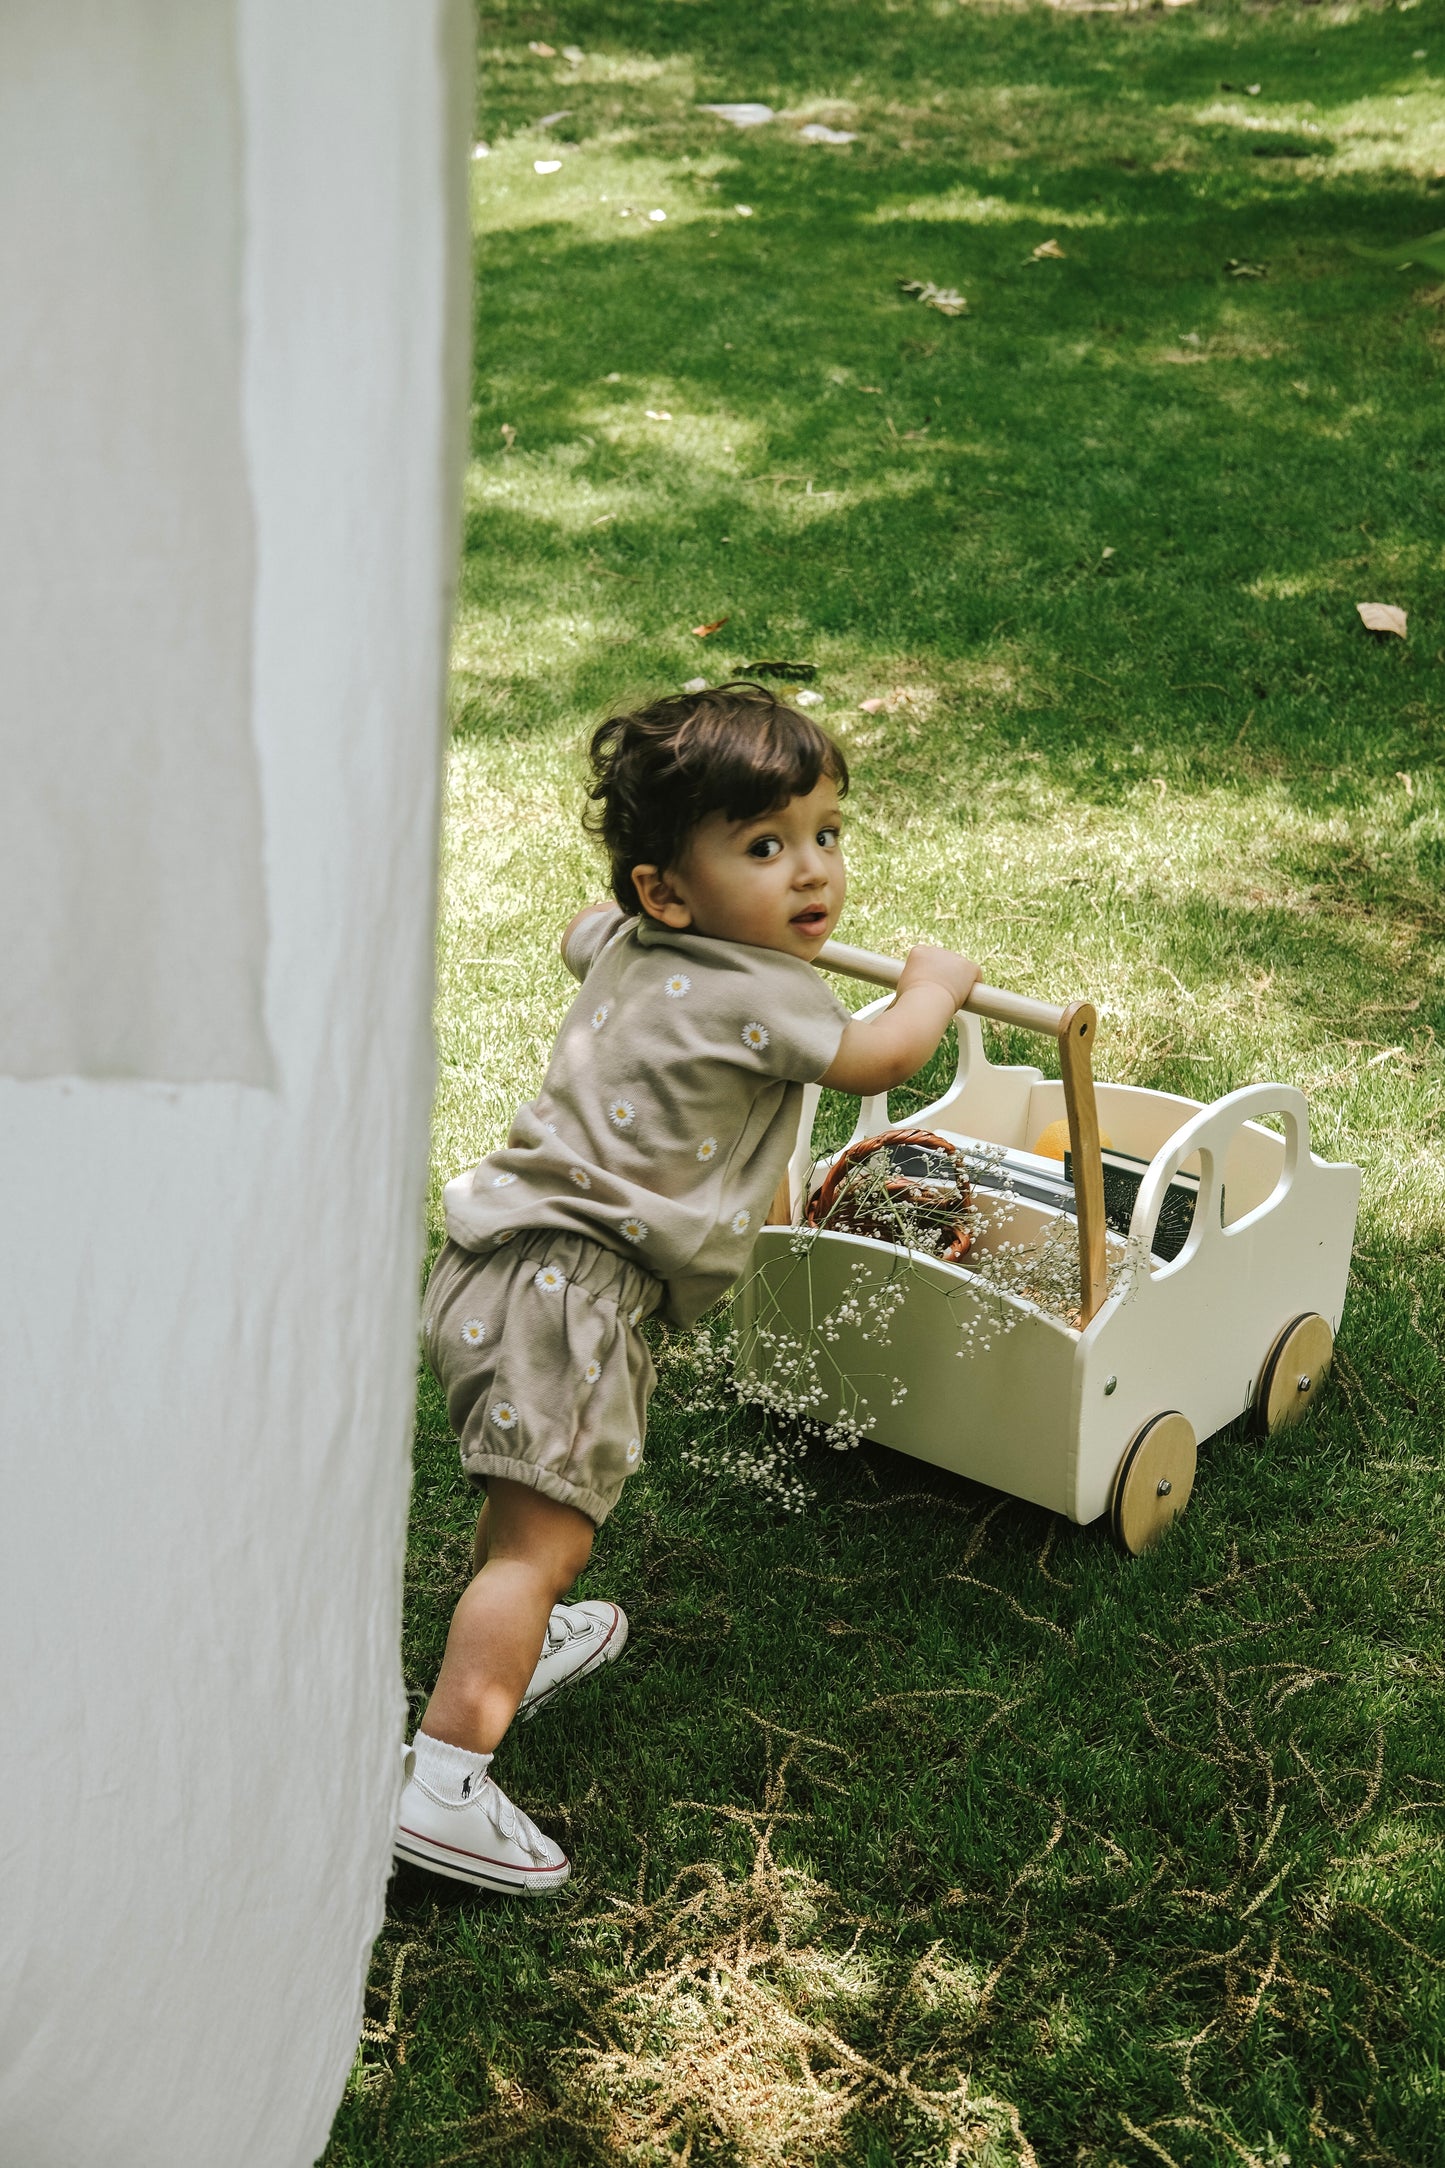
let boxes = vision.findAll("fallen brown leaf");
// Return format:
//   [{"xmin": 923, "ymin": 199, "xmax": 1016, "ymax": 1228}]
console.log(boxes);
[
  {"xmin": 898, "ymin": 278, "xmax": 967, "ymax": 317},
  {"xmin": 528, "ymin": 39, "xmax": 556, "ymax": 56},
  {"xmin": 692, "ymin": 616, "xmax": 730, "ymax": 637},
  {"xmin": 1031, "ymin": 238, "xmax": 1066, "ymax": 261},
  {"xmin": 1357, "ymin": 601, "xmax": 1408, "ymax": 638}
]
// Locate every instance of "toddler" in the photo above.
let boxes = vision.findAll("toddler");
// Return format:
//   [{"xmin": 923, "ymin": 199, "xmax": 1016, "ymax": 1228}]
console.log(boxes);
[{"xmin": 395, "ymin": 682, "xmax": 979, "ymax": 1891}]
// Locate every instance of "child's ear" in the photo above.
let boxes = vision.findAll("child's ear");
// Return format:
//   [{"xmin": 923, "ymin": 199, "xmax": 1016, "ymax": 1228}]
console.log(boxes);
[{"xmin": 631, "ymin": 863, "xmax": 693, "ymax": 928}]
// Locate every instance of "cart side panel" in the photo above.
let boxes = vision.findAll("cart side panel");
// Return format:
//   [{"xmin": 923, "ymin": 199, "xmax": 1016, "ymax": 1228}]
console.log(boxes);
[{"xmin": 738, "ymin": 1228, "xmax": 1080, "ymax": 1516}]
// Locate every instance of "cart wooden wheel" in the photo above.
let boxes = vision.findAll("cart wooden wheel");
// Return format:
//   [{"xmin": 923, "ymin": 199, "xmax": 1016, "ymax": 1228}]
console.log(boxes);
[
  {"xmin": 1110, "ymin": 1412, "xmax": 1197, "ymax": 1556},
  {"xmin": 1254, "ymin": 1312, "xmax": 1334, "ymax": 1437}
]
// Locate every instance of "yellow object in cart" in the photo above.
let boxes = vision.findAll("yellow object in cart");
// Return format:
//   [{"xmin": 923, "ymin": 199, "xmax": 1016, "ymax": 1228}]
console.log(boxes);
[{"xmin": 1032, "ymin": 1115, "xmax": 1111, "ymax": 1162}]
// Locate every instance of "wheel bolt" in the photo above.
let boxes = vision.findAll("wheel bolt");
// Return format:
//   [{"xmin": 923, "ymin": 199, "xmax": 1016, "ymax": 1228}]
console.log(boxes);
[
  {"xmin": 1157, "ymin": 1477, "xmax": 1172, "ymax": 1497},
  {"xmin": 1297, "ymin": 1374, "xmax": 1311, "ymax": 1393}
]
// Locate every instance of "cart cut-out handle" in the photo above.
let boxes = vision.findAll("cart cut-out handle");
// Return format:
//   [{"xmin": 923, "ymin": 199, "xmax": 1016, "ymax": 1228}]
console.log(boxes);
[
  {"xmin": 814, "ymin": 939, "xmax": 1109, "ymax": 1326},
  {"xmin": 1128, "ymin": 1083, "xmax": 1309, "ymax": 1267}
]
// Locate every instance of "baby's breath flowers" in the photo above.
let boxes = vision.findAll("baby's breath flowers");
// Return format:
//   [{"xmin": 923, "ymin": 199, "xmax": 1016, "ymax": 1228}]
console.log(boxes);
[{"xmin": 669, "ymin": 1139, "xmax": 1144, "ymax": 1511}]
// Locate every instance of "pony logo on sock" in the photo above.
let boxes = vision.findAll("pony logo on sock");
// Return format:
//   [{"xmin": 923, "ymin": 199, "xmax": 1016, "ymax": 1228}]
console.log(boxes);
[{"xmin": 461, "ymin": 1773, "xmax": 473, "ymax": 1799}]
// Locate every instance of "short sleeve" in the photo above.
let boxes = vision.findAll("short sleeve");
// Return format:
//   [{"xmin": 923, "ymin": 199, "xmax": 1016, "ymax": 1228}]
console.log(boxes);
[
  {"xmin": 739, "ymin": 954, "xmax": 851, "ymax": 1084},
  {"xmin": 562, "ymin": 905, "xmax": 629, "ymax": 983}
]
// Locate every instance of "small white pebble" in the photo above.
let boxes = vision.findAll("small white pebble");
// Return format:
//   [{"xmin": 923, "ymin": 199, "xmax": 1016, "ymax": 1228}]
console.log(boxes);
[
  {"xmin": 683, "ymin": 676, "xmax": 709, "ymax": 692},
  {"xmin": 471, "ymin": 143, "xmax": 489, "ymax": 159},
  {"xmin": 534, "ymin": 159, "xmax": 562, "ymax": 174},
  {"xmin": 648, "ymin": 208, "xmax": 667, "ymax": 222},
  {"xmin": 605, "ymin": 370, "xmax": 621, "ymax": 381},
  {"xmin": 735, "ymin": 204, "xmax": 753, "ymax": 216}
]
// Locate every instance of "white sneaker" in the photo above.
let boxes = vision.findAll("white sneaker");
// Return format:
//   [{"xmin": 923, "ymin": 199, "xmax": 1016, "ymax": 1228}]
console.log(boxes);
[
  {"xmin": 395, "ymin": 1748, "xmax": 571, "ymax": 1893},
  {"xmin": 518, "ymin": 1600, "xmax": 629, "ymax": 1721}
]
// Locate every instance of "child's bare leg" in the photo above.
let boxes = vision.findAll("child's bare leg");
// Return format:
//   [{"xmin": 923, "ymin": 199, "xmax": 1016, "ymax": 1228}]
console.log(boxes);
[{"xmin": 420, "ymin": 1477, "xmax": 594, "ymax": 1754}]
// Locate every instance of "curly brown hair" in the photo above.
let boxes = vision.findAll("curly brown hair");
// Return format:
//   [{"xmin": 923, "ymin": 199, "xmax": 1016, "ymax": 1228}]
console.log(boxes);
[{"xmin": 584, "ymin": 681, "xmax": 850, "ymax": 913}]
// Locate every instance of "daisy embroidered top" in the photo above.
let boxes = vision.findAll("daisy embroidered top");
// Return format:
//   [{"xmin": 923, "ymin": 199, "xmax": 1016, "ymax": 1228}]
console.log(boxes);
[{"xmin": 442, "ymin": 907, "xmax": 852, "ymax": 1326}]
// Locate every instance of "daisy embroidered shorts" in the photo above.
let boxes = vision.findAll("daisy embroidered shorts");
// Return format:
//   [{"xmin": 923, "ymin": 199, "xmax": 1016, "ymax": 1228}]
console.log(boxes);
[{"xmin": 422, "ymin": 1231, "xmax": 663, "ymax": 1526}]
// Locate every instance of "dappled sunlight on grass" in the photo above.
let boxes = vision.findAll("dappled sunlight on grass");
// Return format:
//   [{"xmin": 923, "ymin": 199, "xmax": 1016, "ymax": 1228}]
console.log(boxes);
[
  {"xmin": 471, "ymin": 143, "xmax": 731, "ymax": 237},
  {"xmin": 867, "ymin": 191, "xmax": 1116, "ymax": 226}
]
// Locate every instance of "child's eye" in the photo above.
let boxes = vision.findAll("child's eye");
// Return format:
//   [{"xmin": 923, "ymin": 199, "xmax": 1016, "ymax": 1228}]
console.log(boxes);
[
  {"xmin": 747, "ymin": 836, "xmax": 783, "ymax": 859},
  {"xmin": 817, "ymin": 827, "xmax": 841, "ymax": 849}
]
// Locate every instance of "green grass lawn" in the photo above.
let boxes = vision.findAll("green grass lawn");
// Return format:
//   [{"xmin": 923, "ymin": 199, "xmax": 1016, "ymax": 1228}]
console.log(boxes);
[{"xmin": 324, "ymin": 3, "xmax": 1445, "ymax": 2161}]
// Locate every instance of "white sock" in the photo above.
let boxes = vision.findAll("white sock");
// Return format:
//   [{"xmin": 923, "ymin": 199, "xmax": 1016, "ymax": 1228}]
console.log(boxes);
[{"xmin": 409, "ymin": 1732, "xmax": 494, "ymax": 1806}]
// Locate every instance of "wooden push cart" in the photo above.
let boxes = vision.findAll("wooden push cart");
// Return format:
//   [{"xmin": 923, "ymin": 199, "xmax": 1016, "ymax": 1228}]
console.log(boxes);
[{"xmin": 737, "ymin": 943, "xmax": 1362, "ymax": 1552}]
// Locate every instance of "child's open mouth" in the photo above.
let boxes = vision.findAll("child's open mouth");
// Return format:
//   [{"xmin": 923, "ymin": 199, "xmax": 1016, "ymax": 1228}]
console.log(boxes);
[{"xmin": 790, "ymin": 907, "xmax": 829, "ymax": 935}]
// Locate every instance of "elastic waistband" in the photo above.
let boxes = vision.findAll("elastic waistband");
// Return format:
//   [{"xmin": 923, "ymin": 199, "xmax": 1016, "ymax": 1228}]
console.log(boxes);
[{"xmin": 497, "ymin": 1229, "xmax": 663, "ymax": 1318}]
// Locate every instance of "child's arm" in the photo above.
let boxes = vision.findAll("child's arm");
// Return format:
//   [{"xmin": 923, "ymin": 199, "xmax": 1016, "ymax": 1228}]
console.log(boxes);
[
  {"xmin": 818, "ymin": 946, "xmax": 981, "ymax": 1096},
  {"xmin": 560, "ymin": 902, "xmax": 616, "ymax": 961},
  {"xmin": 560, "ymin": 903, "xmax": 620, "ymax": 972}
]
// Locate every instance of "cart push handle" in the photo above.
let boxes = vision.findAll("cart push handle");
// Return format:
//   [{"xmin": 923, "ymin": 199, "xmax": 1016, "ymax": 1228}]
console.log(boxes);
[{"xmin": 815, "ymin": 939, "xmax": 1110, "ymax": 1327}]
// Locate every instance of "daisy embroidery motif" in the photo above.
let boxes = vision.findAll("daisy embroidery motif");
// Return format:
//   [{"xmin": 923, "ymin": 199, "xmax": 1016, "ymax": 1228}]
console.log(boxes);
[
  {"xmin": 628, "ymin": 1303, "xmax": 644, "ymax": 1327},
  {"xmin": 663, "ymin": 972, "xmax": 691, "ymax": 999},
  {"xmin": 729, "ymin": 1209, "xmax": 751, "ymax": 1236},
  {"xmin": 568, "ymin": 1166, "xmax": 592, "ymax": 1189},
  {"xmin": 490, "ymin": 1401, "xmax": 519, "ymax": 1431},
  {"xmin": 460, "ymin": 1317, "xmax": 487, "ymax": 1346},
  {"xmin": 534, "ymin": 1264, "xmax": 567, "ymax": 1294},
  {"xmin": 741, "ymin": 1021, "xmax": 770, "ymax": 1053},
  {"xmin": 696, "ymin": 1136, "xmax": 718, "ymax": 1163},
  {"xmin": 608, "ymin": 1097, "xmax": 636, "ymax": 1130},
  {"xmin": 625, "ymin": 1437, "xmax": 642, "ymax": 1465},
  {"xmin": 583, "ymin": 1358, "xmax": 602, "ymax": 1385},
  {"xmin": 619, "ymin": 1216, "xmax": 649, "ymax": 1244},
  {"xmin": 590, "ymin": 1004, "xmax": 609, "ymax": 1031},
  {"xmin": 491, "ymin": 1171, "xmax": 516, "ymax": 1188}
]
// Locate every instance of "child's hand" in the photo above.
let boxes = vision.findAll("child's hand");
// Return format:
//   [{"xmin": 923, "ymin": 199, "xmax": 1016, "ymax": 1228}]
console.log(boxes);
[{"xmin": 897, "ymin": 945, "xmax": 981, "ymax": 1014}]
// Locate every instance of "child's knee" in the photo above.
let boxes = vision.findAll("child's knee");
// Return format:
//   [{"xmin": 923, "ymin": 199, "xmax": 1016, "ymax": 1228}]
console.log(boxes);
[
  {"xmin": 534, "ymin": 1496, "xmax": 594, "ymax": 1597},
  {"xmin": 552, "ymin": 1507, "xmax": 595, "ymax": 1588},
  {"xmin": 487, "ymin": 1477, "xmax": 595, "ymax": 1583}
]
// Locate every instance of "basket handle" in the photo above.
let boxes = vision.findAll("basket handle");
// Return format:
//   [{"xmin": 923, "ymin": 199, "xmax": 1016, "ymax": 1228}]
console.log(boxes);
[{"xmin": 814, "ymin": 940, "xmax": 1109, "ymax": 1326}]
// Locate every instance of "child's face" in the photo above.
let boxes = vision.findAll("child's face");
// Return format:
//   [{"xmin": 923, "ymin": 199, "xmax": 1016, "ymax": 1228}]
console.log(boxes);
[{"xmin": 633, "ymin": 776, "xmax": 847, "ymax": 959}]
